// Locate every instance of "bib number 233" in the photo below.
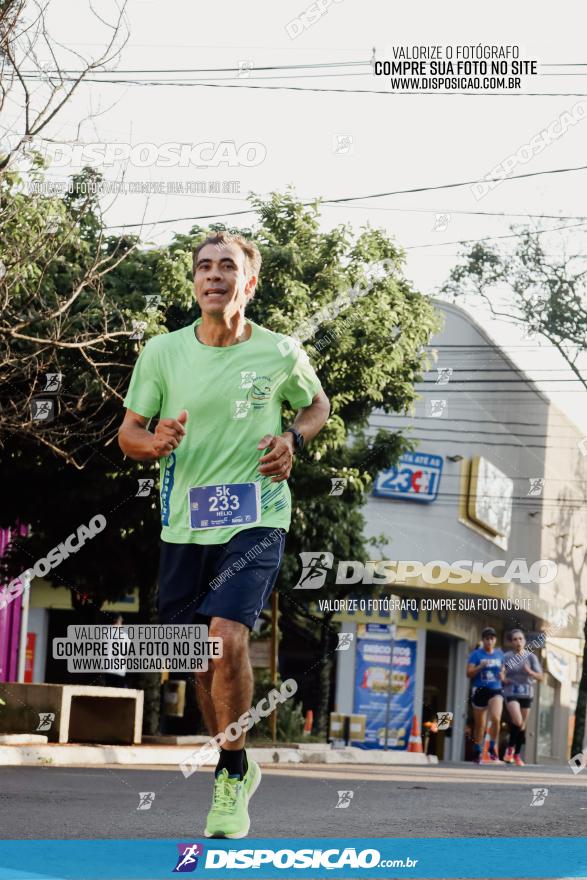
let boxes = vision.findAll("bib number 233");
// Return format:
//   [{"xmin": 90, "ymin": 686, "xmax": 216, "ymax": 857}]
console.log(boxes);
[{"xmin": 188, "ymin": 482, "xmax": 261, "ymax": 530}]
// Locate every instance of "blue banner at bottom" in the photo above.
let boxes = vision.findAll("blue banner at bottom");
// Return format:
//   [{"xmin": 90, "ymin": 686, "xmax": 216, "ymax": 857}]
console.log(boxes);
[{"xmin": 0, "ymin": 839, "xmax": 585, "ymax": 879}]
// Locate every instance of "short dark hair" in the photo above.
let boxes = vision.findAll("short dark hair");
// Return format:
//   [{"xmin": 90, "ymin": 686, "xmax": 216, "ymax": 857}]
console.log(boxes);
[
  {"xmin": 192, "ymin": 232, "xmax": 262, "ymax": 280},
  {"xmin": 510, "ymin": 628, "xmax": 525, "ymax": 638}
]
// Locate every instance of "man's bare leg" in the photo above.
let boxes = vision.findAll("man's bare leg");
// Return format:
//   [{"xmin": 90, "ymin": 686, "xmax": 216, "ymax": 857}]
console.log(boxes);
[
  {"xmin": 194, "ymin": 663, "xmax": 218, "ymax": 736},
  {"xmin": 209, "ymin": 617, "xmax": 253, "ymax": 751}
]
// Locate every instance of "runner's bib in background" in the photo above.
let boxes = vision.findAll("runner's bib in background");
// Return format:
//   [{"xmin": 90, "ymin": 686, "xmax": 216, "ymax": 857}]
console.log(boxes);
[{"xmin": 188, "ymin": 482, "xmax": 261, "ymax": 530}]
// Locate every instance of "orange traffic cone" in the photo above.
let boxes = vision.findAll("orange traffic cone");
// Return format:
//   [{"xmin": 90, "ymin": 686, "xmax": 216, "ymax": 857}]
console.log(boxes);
[
  {"xmin": 407, "ymin": 715, "xmax": 423, "ymax": 753},
  {"xmin": 303, "ymin": 710, "xmax": 313, "ymax": 736}
]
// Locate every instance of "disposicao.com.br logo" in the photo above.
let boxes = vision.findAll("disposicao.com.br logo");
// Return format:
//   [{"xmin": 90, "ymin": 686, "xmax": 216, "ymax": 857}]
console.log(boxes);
[
  {"xmin": 198, "ymin": 845, "xmax": 417, "ymax": 870},
  {"xmin": 293, "ymin": 554, "xmax": 557, "ymax": 589}
]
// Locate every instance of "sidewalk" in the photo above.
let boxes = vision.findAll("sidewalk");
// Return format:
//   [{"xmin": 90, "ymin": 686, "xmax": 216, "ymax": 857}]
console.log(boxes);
[{"xmin": 0, "ymin": 737, "xmax": 439, "ymax": 768}]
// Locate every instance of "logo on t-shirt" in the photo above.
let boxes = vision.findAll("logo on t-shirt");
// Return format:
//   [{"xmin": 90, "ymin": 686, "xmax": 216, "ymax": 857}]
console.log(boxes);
[
  {"xmin": 247, "ymin": 375, "xmax": 272, "ymax": 409},
  {"xmin": 236, "ymin": 372, "xmax": 273, "ymax": 410}
]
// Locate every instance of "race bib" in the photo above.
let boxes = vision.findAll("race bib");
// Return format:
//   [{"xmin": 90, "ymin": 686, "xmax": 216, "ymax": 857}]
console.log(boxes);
[{"xmin": 188, "ymin": 482, "xmax": 261, "ymax": 530}]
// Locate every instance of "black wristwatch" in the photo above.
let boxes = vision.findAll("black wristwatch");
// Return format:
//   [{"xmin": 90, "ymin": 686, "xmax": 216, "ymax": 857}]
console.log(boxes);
[{"xmin": 284, "ymin": 426, "xmax": 305, "ymax": 454}]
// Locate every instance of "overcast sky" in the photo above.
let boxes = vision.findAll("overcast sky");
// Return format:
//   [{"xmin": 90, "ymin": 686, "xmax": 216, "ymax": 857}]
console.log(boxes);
[{"xmin": 8, "ymin": 0, "xmax": 587, "ymax": 431}]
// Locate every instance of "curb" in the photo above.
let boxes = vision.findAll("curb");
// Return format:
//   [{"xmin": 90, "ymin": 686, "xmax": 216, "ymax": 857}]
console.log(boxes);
[{"xmin": 0, "ymin": 743, "xmax": 438, "ymax": 768}]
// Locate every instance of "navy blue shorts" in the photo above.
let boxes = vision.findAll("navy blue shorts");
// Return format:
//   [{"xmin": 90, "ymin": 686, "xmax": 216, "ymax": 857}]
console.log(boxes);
[
  {"xmin": 471, "ymin": 686, "xmax": 503, "ymax": 709},
  {"xmin": 157, "ymin": 527, "xmax": 286, "ymax": 630}
]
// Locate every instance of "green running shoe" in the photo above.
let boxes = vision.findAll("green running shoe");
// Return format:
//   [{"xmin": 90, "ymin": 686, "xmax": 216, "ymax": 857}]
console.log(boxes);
[
  {"xmin": 204, "ymin": 768, "xmax": 250, "ymax": 839},
  {"xmin": 243, "ymin": 756, "xmax": 262, "ymax": 801}
]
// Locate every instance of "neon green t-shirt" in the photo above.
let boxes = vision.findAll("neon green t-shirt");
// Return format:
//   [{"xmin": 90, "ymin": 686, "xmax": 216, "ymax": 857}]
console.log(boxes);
[{"xmin": 123, "ymin": 318, "xmax": 322, "ymax": 545}]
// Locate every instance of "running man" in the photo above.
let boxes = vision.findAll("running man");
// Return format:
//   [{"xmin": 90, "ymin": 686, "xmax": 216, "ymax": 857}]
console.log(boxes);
[
  {"xmin": 503, "ymin": 628, "xmax": 543, "ymax": 765},
  {"xmin": 118, "ymin": 232, "xmax": 330, "ymax": 837},
  {"xmin": 466, "ymin": 626, "xmax": 505, "ymax": 763}
]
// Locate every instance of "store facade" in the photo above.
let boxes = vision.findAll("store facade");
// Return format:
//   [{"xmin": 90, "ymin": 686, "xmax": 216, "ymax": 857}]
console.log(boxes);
[{"xmin": 332, "ymin": 301, "xmax": 587, "ymax": 763}]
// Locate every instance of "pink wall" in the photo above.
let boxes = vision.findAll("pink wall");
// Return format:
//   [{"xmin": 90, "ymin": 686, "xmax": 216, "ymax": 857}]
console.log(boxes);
[{"xmin": 0, "ymin": 524, "xmax": 29, "ymax": 682}]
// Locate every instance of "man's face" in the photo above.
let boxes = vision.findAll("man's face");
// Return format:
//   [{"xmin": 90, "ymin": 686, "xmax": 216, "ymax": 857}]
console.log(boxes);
[
  {"xmin": 482, "ymin": 634, "xmax": 496, "ymax": 649},
  {"xmin": 511, "ymin": 632, "xmax": 525, "ymax": 650},
  {"xmin": 194, "ymin": 242, "xmax": 256, "ymax": 319}
]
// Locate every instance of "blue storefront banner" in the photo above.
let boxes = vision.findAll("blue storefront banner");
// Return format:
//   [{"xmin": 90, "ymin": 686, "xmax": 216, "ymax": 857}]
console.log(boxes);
[
  {"xmin": 373, "ymin": 451, "xmax": 443, "ymax": 503},
  {"xmin": 353, "ymin": 635, "xmax": 416, "ymax": 750},
  {"xmin": 0, "ymin": 838, "xmax": 586, "ymax": 878}
]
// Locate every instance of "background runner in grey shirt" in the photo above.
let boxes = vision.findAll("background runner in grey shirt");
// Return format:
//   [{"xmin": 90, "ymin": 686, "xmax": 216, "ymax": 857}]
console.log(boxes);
[
  {"xmin": 503, "ymin": 650, "xmax": 542, "ymax": 700},
  {"xmin": 503, "ymin": 630, "xmax": 544, "ymax": 765}
]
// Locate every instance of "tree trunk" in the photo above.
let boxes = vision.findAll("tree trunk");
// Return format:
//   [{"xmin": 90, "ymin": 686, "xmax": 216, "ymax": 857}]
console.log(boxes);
[
  {"xmin": 571, "ymin": 603, "xmax": 587, "ymax": 756},
  {"xmin": 136, "ymin": 578, "xmax": 160, "ymax": 736}
]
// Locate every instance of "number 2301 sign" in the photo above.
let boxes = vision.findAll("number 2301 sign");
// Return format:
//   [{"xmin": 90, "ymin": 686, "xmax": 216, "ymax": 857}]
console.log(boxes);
[{"xmin": 373, "ymin": 452, "xmax": 443, "ymax": 503}]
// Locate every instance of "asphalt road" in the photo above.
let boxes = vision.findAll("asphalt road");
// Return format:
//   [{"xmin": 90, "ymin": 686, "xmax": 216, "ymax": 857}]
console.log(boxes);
[{"xmin": 0, "ymin": 762, "xmax": 585, "ymax": 839}]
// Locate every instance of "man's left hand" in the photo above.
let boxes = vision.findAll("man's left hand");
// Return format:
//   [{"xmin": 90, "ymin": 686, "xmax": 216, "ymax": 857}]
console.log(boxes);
[{"xmin": 257, "ymin": 433, "xmax": 295, "ymax": 482}]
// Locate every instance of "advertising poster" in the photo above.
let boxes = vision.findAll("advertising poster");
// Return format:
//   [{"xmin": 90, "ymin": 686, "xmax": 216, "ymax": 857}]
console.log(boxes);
[
  {"xmin": 353, "ymin": 631, "xmax": 416, "ymax": 750},
  {"xmin": 1, "ymin": 1, "xmax": 587, "ymax": 878}
]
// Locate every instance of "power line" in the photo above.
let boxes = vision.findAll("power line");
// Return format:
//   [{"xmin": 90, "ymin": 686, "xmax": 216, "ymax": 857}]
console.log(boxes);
[
  {"xmin": 372, "ymin": 422, "xmax": 586, "ymax": 441},
  {"xmin": 405, "ymin": 220, "xmax": 587, "ymax": 250},
  {"xmin": 384, "ymin": 414, "xmax": 585, "ymax": 429},
  {"xmin": 364, "ymin": 433, "xmax": 574, "ymax": 450},
  {"xmin": 15, "ymin": 75, "xmax": 587, "ymax": 97},
  {"xmin": 20, "ymin": 61, "xmax": 369, "ymax": 75},
  {"xmin": 104, "ymin": 164, "xmax": 587, "ymax": 229},
  {"xmin": 419, "ymin": 378, "xmax": 586, "ymax": 384}
]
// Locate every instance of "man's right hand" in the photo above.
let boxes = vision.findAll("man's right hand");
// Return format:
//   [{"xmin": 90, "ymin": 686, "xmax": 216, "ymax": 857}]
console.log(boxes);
[{"xmin": 152, "ymin": 410, "xmax": 188, "ymax": 458}]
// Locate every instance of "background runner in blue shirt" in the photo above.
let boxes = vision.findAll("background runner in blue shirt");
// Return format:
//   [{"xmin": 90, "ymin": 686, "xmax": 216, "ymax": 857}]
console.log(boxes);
[{"xmin": 466, "ymin": 626, "xmax": 505, "ymax": 763}]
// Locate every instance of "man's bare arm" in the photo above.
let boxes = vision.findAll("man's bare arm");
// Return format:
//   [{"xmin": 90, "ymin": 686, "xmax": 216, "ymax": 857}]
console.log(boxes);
[
  {"xmin": 258, "ymin": 389, "xmax": 331, "ymax": 481},
  {"xmin": 290, "ymin": 388, "xmax": 331, "ymax": 444},
  {"xmin": 118, "ymin": 409, "xmax": 188, "ymax": 461}
]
